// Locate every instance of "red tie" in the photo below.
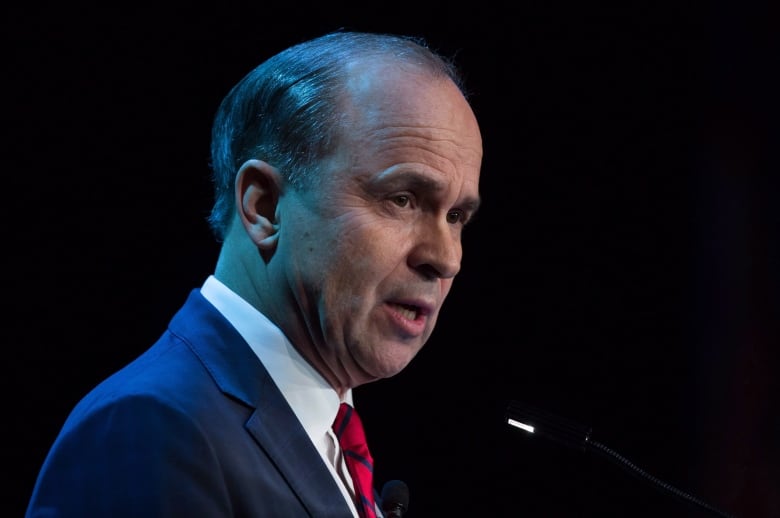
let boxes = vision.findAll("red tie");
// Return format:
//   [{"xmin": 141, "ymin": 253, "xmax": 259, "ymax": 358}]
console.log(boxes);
[{"xmin": 332, "ymin": 402, "xmax": 377, "ymax": 518}]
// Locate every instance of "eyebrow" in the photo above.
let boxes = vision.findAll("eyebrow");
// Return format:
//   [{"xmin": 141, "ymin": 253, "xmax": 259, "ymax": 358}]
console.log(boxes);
[
  {"xmin": 458, "ymin": 193, "xmax": 481, "ymax": 213},
  {"xmin": 376, "ymin": 169, "xmax": 481, "ymax": 213}
]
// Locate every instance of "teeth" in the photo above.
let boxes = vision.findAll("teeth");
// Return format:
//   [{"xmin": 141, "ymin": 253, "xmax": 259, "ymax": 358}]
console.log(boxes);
[{"xmin": 396, "ymin": 304, "xmax": 417, "ymax": 320}]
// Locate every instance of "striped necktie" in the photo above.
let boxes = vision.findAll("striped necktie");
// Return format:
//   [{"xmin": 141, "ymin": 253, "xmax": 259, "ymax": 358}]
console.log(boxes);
[{"xmin": 332, "ymin": 402, "xmax": 377, "ymax": 518}]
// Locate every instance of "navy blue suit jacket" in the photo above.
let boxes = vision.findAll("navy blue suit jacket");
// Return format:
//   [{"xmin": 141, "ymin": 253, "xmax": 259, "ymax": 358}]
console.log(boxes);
[{"xmin": 27, "ymin": 289, "xmax": 361, "ymax": 517}]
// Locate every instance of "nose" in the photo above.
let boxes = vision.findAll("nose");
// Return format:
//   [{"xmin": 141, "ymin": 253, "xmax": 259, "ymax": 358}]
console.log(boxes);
[{"xmin": 408, "ymin": 219, "xmax": 462, "ymax": 280}]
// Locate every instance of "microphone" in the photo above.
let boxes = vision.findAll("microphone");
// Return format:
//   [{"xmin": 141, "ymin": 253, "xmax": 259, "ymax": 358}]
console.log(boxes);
[
  {"xmin": 380, "ymin": 479, "xmax": 409, "ymax": 517},
  {"xmin": 505, "ymin": 400, "xmax": 736, "ymax": 518}
]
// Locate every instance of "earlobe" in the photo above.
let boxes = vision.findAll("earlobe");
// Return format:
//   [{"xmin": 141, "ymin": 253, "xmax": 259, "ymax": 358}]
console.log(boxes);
[{"xmin": 235, "ymin": 159, "xmax": 282, "ymax": 251}]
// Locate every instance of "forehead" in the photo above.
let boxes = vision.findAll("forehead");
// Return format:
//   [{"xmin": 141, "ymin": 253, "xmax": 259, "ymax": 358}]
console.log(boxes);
[
  {"xmin": 343, "ymin": 60, "xmax": 476, "ymax": 128},
  {"xmin": 337, "ymin": 60, "xmax": 483, "ymax": 174}
]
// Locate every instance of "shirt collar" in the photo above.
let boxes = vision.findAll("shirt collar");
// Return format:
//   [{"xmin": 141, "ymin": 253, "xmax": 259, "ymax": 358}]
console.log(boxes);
[{"xmin": 200, "ymin": 275, "xmax": 352, "ymax": 443}]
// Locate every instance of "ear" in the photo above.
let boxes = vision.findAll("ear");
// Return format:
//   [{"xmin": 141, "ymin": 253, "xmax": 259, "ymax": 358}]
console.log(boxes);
[{"xmin": 235, "ymin": 159, "xmax": 283, "ymax": 251}]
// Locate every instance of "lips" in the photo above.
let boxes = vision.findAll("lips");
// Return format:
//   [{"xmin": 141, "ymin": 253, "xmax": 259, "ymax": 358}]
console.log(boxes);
[{"xmin": 381, "ymin": 292, "xmax": 437, "ymax": 338}]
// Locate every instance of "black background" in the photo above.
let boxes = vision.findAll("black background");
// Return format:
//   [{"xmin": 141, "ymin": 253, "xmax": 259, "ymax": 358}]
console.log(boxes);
[{"xmin": 5, "ymin": 2, "xmax": 778, "ymax": 517}]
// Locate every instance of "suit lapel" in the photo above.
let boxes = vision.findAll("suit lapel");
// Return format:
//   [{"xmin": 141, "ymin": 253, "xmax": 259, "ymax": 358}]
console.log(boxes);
[
  {"xmin": 246, "ymin": 399, "xmax": 351, "ymax": 516},
  {"xmin": 169, "ymin": 290, "xmax": 352, "ymax": 516}
]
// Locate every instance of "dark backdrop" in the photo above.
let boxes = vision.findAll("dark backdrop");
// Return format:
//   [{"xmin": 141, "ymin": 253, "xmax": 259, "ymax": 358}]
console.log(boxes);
[{"xmin": 6, "ymin": 2, "xmax": 778, "ymax": 517}]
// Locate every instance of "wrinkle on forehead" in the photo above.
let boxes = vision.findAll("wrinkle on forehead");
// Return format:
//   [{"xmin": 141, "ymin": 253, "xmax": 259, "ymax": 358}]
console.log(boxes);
[{"xmin": 338, "ymin": 59, "xmax": 483, "ymax": 170}]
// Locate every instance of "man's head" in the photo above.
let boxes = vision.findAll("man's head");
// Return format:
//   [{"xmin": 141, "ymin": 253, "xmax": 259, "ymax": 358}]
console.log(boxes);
[{"xmin": 211, "ymin": 31, "xmax": 483, "ymax": 395}]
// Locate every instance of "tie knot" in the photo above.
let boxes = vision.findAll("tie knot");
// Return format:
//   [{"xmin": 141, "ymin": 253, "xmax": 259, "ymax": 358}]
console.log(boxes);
[{"xmin": 333, "ymin": 403, "xmax": 368, "ymax": 451}]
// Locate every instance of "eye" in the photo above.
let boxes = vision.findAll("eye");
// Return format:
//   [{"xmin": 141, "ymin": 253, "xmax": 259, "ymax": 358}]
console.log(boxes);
[
  {"xmin": 392, "ymin": 194, "xmax": 411, "ymax": 208},
  {"xmin": 446, "ymin": 209, "xmax": 466, "ymax": 224}
]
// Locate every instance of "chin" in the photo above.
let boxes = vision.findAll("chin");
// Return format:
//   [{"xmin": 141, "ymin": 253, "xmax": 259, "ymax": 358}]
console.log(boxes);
[{"xmin": 375, "ymin": 350, "xmax": 417, "ymax": 378}]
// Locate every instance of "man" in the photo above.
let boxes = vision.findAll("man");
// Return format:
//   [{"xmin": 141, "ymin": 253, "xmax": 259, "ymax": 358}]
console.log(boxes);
[{"xmin": 26, "ymin": 30, "xmax": 483, "ymax": 517}]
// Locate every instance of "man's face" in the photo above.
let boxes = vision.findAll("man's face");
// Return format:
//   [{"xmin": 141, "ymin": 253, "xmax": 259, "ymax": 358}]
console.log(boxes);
[{"xmin": 277, "ymin": 63, "xmax": 483, "ymax": 389}]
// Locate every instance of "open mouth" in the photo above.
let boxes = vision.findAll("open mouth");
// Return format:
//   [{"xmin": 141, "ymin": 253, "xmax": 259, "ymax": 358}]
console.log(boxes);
[{"xmin": 393, "ymin": 303, "xmax": 419, "ymax": 321}]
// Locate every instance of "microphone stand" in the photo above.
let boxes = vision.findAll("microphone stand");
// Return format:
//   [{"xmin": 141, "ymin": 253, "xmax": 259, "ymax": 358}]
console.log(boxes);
[{"xmin": 505, "ymin": 400, "xmax": 736, "ymax": 518}]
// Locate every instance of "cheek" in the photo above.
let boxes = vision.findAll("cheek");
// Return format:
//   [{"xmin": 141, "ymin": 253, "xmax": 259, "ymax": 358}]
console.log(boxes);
[
  {"xmin": 326, "ymin": 243, "xmax": 380, "ymax": 291},
  {"xmin": 309, "ymin": 210, "xmax": 407, "ymax": 290},
  {"xmin": 320, "ymin": 230, "xmax": 395, "ymax": 299},
  {"xmin": 335, "ymin": 216, "xmax": 392, "ymax": 263}
]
